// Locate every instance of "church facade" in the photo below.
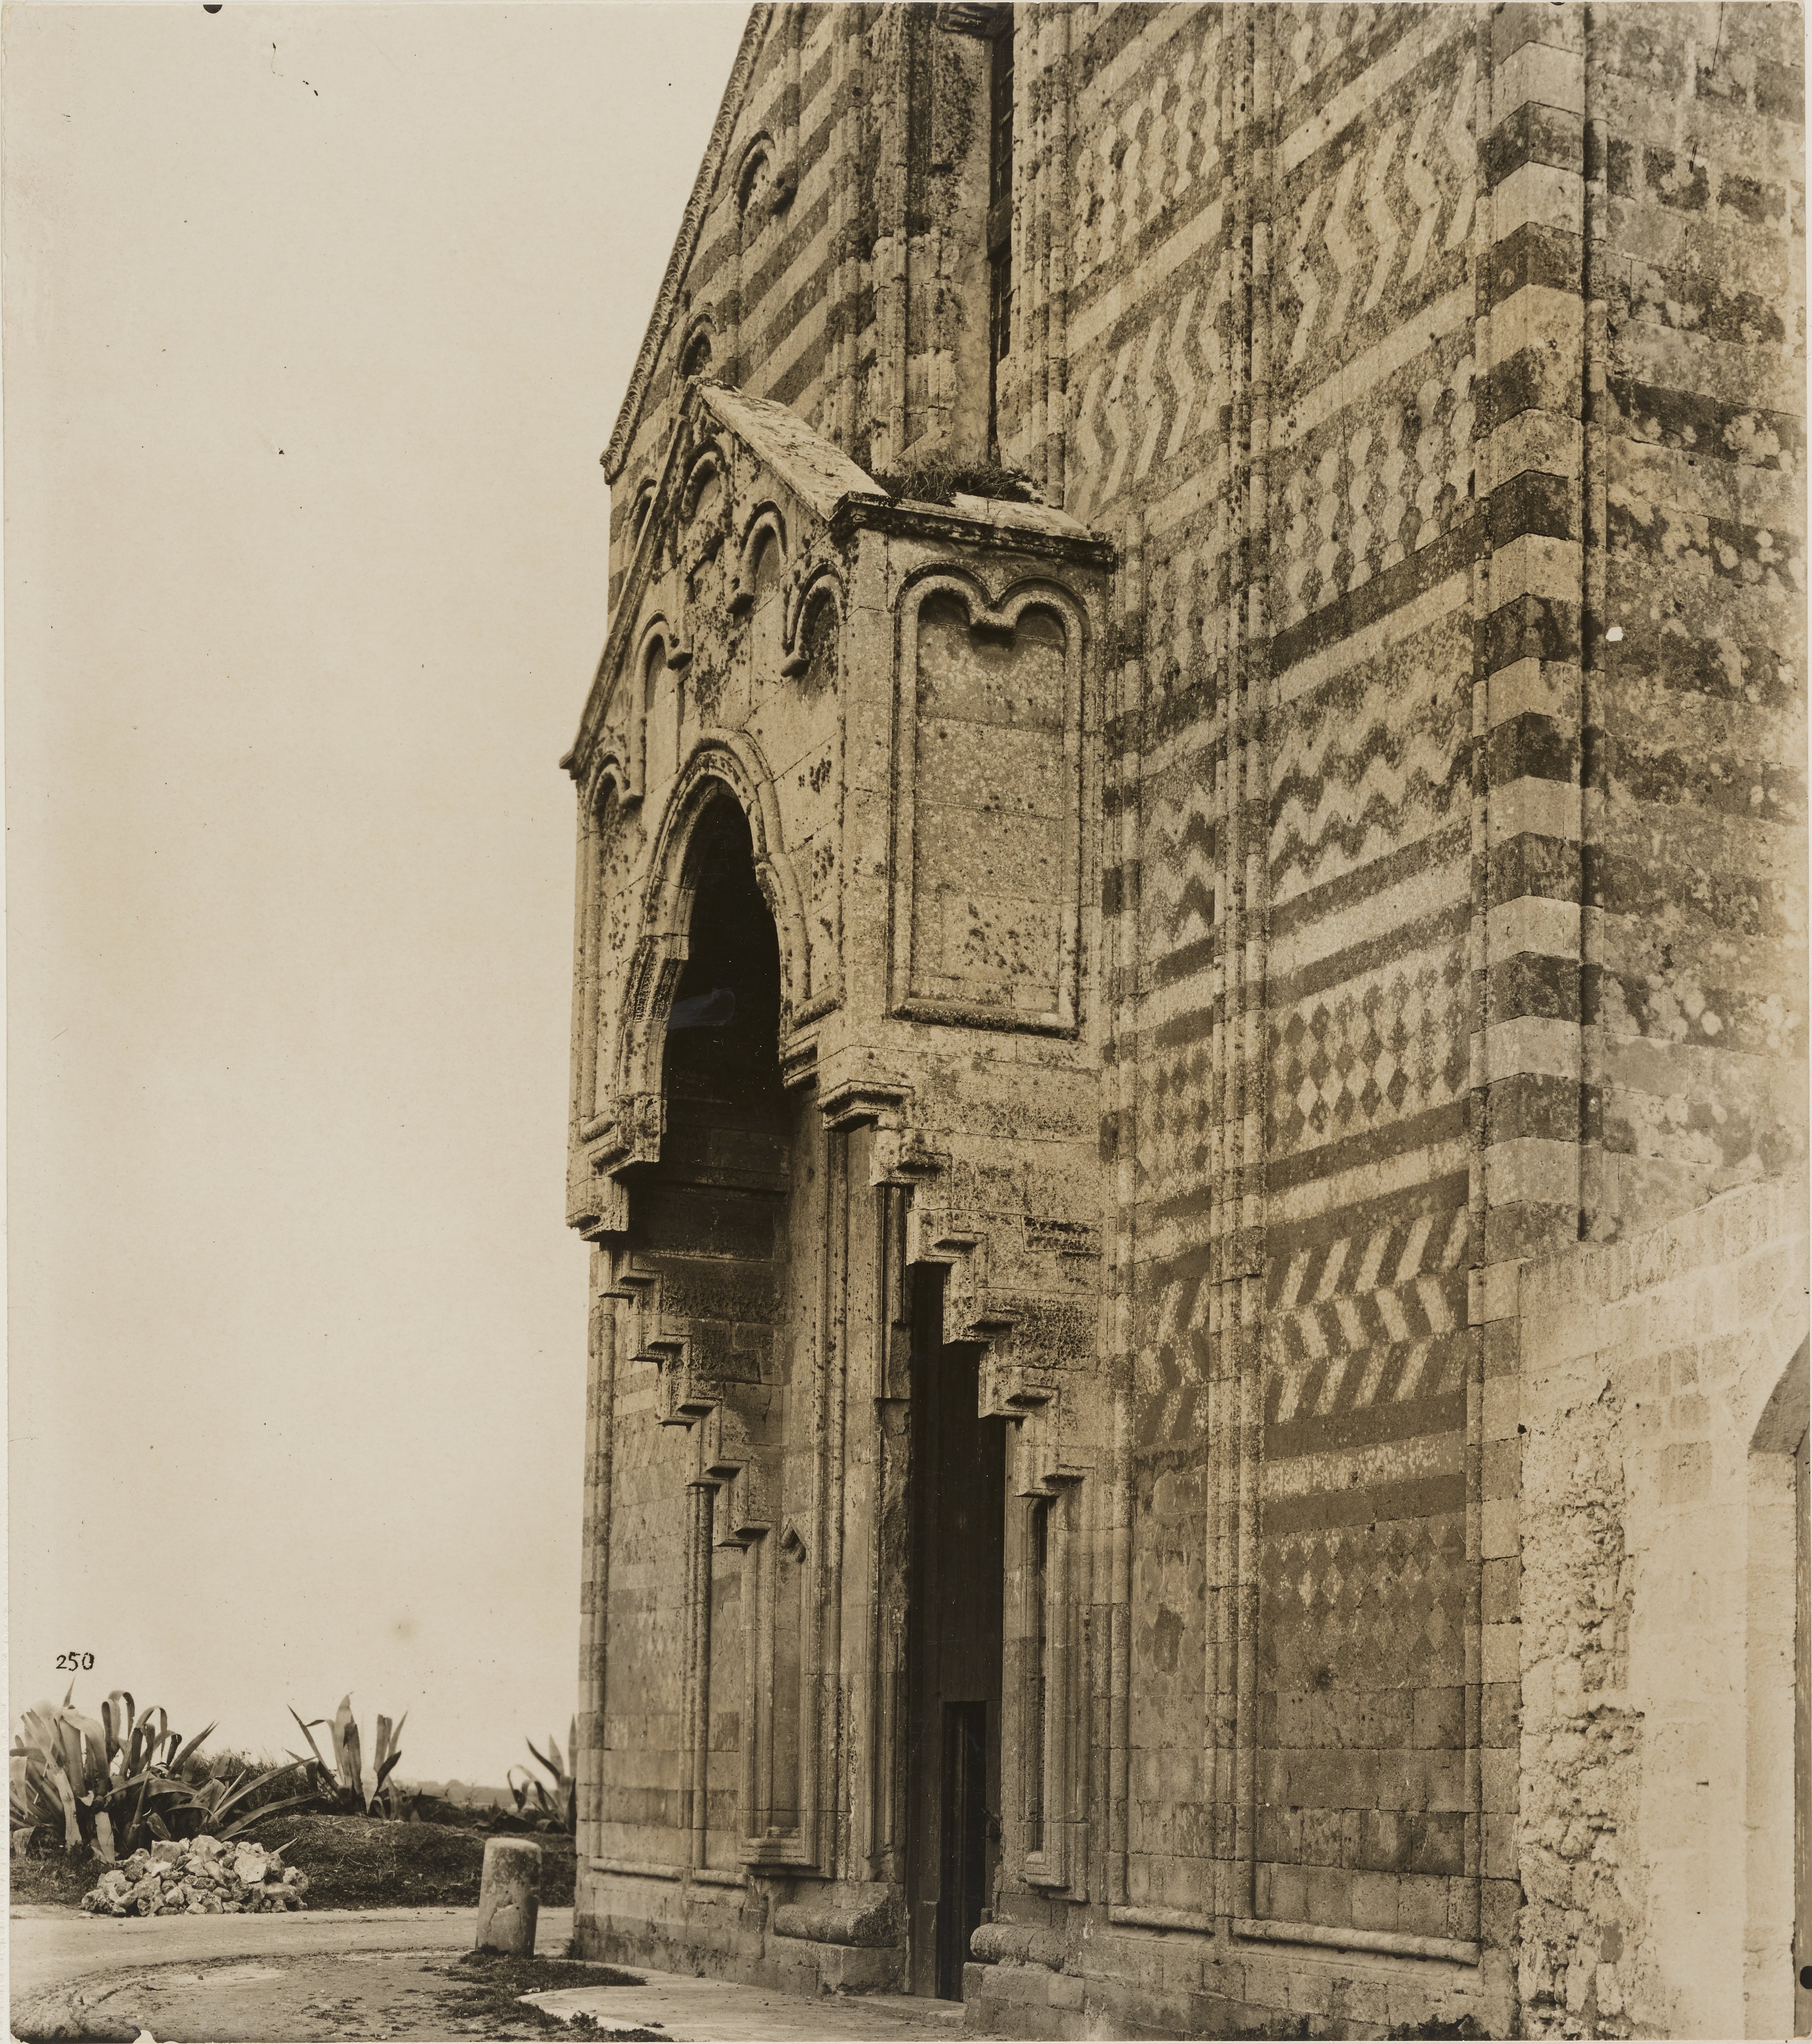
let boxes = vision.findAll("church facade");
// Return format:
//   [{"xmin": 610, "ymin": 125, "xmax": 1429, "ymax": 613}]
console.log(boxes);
[{"xmin": 562, "ymin": 7, "xmax": 1808, "ymax": 2036}]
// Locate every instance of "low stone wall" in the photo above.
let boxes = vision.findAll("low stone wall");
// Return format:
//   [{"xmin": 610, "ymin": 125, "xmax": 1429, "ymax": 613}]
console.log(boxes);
[{"xmin": 1514, "ymin": 1174, "xmax": 1808, "ymax": 2040}]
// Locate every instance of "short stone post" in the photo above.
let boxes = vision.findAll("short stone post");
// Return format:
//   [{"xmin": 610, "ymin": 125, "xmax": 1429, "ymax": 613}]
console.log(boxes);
[{"xmin": 473, "ymin": 1836, "xmax": 541, "ymax": 1956}]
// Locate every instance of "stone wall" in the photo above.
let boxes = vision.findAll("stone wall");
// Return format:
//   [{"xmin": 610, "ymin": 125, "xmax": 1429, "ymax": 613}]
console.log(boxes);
[
  {"xmin": 605, "ymin": 7, "xmax": 1002, "ymax": 608},
  {"xmin": 571, "ymin": 7, "xmax": 1805, "ymax": 2036},
  {"xmin": 1516, "ymin": 1173, "xmax": 1808, "ymax": 2039},
  {"xmin": 1038, "ymin": 1, "xmax": 1493, "ymax": 1979},
  {"xmin": 1591, "ymin": 1, "xmax": 1806, "ymax": 1238}
]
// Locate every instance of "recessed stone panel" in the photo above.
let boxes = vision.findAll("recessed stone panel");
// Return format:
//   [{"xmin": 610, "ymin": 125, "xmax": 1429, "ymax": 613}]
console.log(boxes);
[{"xmin": 898, "ymin": 594, "xmax": 1080, "ymax": 1029}]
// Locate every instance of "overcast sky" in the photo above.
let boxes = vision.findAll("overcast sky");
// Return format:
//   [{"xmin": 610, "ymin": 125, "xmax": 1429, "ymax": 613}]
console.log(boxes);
[{"xmin": 7, "ymin": 1, "xmax": 748, "ymax": 1787}]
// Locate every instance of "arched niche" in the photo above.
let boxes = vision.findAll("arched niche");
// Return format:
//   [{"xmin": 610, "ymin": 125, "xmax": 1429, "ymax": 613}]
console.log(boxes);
[
  {"xmin": 733, "ymin": 506, "xmax": 786, "ymax": 604},
  {"xmin": 747, "ymin": 522, "xmax": 786, "ymax": 674},
  {"xmin": 888, "ymin": 570, "xmax": 1090, "ymax": 1034},
  {"xmin": 682, "ymin": 450, "xmax": 725, "ymax": 529},
  {"xmin": 629, "ymin": 478, "xmax": 657, "ymax": 546},
  {"xmin": 782, "ymin": 575, "xmax": 841, "ymax": 694},
  {"xmin": 680, "ymin": 321, "xmax": 715, "ymax": 382},
  {"xmin": 640, "ymin": 627, "xmax": 680, "ymax": 795},
  {"xmin": 736, "ymin": 136, "xmax": 778, "ymax": 229}
]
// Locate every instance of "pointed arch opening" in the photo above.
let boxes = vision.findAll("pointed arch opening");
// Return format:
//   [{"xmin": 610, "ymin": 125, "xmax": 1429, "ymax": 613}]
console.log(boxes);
[
  {"xmin": 681, "ymin": 324, "xmax": 714, "ymax": 381},
  {"xmin": 627, "ymin": 786, "xmax": 827, "ymax": 1878},
  {"xmin": 658, "ymin": 794, "xmax": 786, "ymax": 1198}
]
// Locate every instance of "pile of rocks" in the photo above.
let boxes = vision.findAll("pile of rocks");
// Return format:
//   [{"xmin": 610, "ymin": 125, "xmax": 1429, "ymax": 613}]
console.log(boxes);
[{"xmin": 80, "ymin": 1836, "xmax": 310, "ymax": 1916}]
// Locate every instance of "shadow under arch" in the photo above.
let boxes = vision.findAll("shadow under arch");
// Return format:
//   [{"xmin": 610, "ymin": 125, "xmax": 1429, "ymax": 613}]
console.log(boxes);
[
  {"xmin": 654, "ymin": 793, "xmax": 788, "ymax": 1222},
  {"xmin": 614, "ymin": 786, "xmax": 827, "ymax": 1878}
]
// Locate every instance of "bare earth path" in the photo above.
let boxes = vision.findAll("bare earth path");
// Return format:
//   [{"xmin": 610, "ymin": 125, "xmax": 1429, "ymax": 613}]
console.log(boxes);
[{"xmin": 7, "ymin": 1907, "xmax": 986, "ymax": 2042}]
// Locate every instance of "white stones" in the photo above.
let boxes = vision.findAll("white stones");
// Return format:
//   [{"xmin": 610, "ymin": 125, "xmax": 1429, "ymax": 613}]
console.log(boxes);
[{"xmin": 80, "ymin": 1840, "xmax": 309, "ymax": 1917}]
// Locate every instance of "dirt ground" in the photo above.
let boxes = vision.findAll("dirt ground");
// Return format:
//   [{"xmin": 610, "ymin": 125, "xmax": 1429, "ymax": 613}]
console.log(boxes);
[
  {"xmin": 12, "ymin": 1946, "xmax": 658, "ymax": 2042},
  {"xmin": 9, "ymin": 1910, "xmax": 984, "ymax": 2044}
]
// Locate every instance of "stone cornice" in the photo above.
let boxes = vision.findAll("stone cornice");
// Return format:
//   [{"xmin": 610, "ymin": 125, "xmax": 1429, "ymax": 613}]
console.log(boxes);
[
  {"xmin": 569, "ymin": 386, "xmax": 1117, "ymax": 791},
  {"xmin": 827, "ymin": 493, "xmax": 1119, "ymax": 570}
]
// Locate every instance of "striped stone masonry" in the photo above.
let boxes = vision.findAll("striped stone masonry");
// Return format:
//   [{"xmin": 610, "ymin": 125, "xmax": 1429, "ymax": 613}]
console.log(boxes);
[
  {"xmin": 1475, "ymin": 3, "xmax": 1588, "ymax": 1279},
  {"xmin": 569, "ymin": 7, "xmax": 1804, "ymax": 2036},
  {"xmin": 1468, "ymin": 2, "xmax": 1595, "ymax": 1968}
]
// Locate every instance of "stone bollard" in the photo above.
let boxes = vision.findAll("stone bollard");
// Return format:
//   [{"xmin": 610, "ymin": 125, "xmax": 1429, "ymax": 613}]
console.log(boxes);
[{"xmin": 473, "ymin": 1836, "xmax": 542, "ymax": 1956}]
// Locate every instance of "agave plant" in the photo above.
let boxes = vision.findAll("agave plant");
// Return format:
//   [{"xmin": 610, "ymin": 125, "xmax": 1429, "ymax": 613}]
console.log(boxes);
[
  {"xmin": 510, "ymin": 1717, "xmax": 577, "ymax": 1836},
  {"xmin": 179, "ymin": 1757, "xmax": 317, "ymax": 1842},
  {"xmin": 10, "ymin": 1688, "xmax": 310, "ymax": 1861},
  {"xmin": 288, "ymin": 1696, "xmax": 410, "ymax": 1819}
]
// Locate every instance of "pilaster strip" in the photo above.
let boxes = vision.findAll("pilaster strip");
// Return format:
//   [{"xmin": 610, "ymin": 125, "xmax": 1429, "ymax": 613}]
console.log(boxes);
[
  {"xmin": 1009, "ymin": 7, "xmax": 1040, "ymax": 469},
  {"xmin": 1578, "ymin": 4, "xmax": 1610, "ymax": 1241},
  {"xmin": 781, "ymin": 3, "xmax": 803, "ymax": 199},
  {"xmin": 1228, "ymin": 2, "xmax": 1274, "ymax": 1928},
  {"xmin": 1240, "ymin": 1, "xmax": 1275, "ymax": 1923},
  {"xmin": 682, "ymin": 1478, "xmax": 714, "ymax": 1873},
  {"xmin": 1207, "ymin": 21, "xmax": 1245, "ymax": 1925},
  {"xmin": 819, "ymin": 1121, "xmax": 849, "ymax": 1877},
  {"xmin": 1209, "ymin": 24, "xmax": 1242, "ymax": 1924},
  {"xmin": 876, "ymin": 9, "xmax": 911, "ymax": 468},
  {"xmin": 1472, "ymin": 0, "xmax": 1592, "ymax": 1942},
  {"xmin": 1462, "ymin": 3, "xmax": 1497, "ymax": 1942},
  {"xmin": 1044, "ymin": 3, "xmax": 1072, "ymax": 500},
  {"xmin": 1475, "ymin": 2, "xmax": 1588, "ymax": 1272},
  {"xmin": 1106, "ymin": 503, "xmax": 1144, "ymax": 1912},
  {"xmin": 576, "ymin": 1263, "xmax": 619, "ymax": 1878},
  {"xmin": 830, "ymin": 6, "xmax": 862, "ymax": 451}
]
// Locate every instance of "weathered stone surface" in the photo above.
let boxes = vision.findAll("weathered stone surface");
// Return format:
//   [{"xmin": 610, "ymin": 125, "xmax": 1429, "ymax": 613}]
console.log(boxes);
[
  {"xmin": 564, "ymin": 7, "xmax": 1805, "ymax": 2038},
  {"xmin": 473, "ymin": 1838, "xmax": 541, "ymax": 1957}
]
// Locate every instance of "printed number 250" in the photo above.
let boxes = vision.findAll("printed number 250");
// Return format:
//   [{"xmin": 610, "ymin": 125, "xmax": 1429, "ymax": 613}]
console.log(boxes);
[{"xmin": 56, "ymin": 1651, "xmax": 95, "ymax": 1671}]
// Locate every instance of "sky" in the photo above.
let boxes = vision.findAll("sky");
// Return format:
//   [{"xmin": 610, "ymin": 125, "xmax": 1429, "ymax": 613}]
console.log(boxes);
[{"xmin": 6, "ymin": 0, "xmax": 749, "ymax": 1788}]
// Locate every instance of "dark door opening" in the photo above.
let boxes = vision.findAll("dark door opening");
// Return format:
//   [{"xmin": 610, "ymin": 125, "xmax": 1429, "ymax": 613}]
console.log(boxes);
[
  {"xmin": 1794, "ymin": 1424, "xmax": 1809, "ymax": 2033},
  {"xmin": 904, "ymin": 1266, "xmax": 1005, "ymax": 2000},
  {"xmin": 938, "ymin": 1703, "xmax": 989, "ymax": 1997}
]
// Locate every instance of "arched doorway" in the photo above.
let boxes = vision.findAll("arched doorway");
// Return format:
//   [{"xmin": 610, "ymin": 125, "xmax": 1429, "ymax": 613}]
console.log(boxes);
[{"xmin": 626, "ymin": 790, "xmax": 809, "ymax": 1877}]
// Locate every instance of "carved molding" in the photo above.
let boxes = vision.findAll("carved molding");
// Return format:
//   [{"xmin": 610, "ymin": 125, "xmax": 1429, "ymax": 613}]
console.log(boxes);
[
  {"xmin": 574, "ymin": 733, "xmax": 819, "ymax": 1240},
  {"xmin": 600, "ymin": 11, "xmax": 770, "ymax": 482}
]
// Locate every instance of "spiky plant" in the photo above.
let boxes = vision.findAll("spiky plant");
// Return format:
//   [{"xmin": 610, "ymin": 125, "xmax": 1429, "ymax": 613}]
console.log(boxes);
[
  {"xmin": 288, "ymin": 1696, "xmax": 409, "ymax": 1819},
  {"xmin": 519, "ymin": 1718, "xmax": 578, "ymax": 1836},
  {"xmin": 10, "ymin": 1688, "xmax": 309, "ymax": 1860}
]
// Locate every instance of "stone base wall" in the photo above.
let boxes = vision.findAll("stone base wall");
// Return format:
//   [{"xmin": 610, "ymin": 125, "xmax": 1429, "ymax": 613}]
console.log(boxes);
[
  {"xmin": 1515, "ymin": 1173, "xmax": 1809, "ymax": 2040},
  {"xmin": 573, "ymin": 1882, "xmax": 904, "ymax": 2000},
  {"xmin": 962, "ymin": 1925, "xmax": 1508, "ymax": 2041},
  {"xmin": 577, "ymin": 1889, "xmax": 1515, "ymax": 2039}
]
